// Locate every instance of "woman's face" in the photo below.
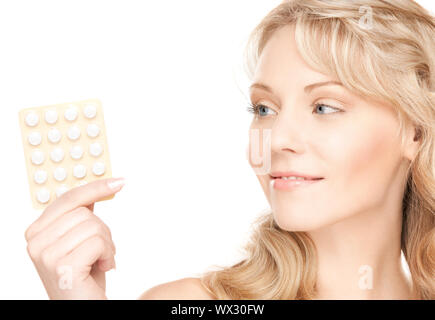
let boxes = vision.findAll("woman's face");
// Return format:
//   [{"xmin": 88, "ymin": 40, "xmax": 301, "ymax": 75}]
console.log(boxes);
[{"xmin": 249, "ymin": 24, "xmax": 412, "ymax": 231}]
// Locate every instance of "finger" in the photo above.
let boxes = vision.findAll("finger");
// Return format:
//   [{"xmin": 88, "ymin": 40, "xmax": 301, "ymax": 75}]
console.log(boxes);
[
  {"xmin": 40, "ymin": 218, "xmax": 115, "ymax": 264},
  {"xmin": 27, "ymin": 206, "xmax": 113, "ymax": 255},
  {"xmin": 27, "ymin": 207, "xmax": 92, "ymax": 253},
  {"xmin": 98, "ymin": 255, "xmax": 116, "ymax": 272},
  {"xmin": 59, "ymin": 235, "xmax": 115, "ymax": 278},
  {"xmin": 25, "ymin": 177, "xmax": 124, "ymax": 241}
]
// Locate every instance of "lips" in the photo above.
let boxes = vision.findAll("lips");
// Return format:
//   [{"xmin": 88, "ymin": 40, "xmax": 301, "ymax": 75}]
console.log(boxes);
[
  {"xmin": 272, "ymin": 177, "xmax": 323, "ymax": 180},
  {"xmin": 269, "ymin": 171, "xmax": 324, "ymax": 180},
  {"xmin": 271, "ymin": 173, "xmax": 324, "ymax": 191}
]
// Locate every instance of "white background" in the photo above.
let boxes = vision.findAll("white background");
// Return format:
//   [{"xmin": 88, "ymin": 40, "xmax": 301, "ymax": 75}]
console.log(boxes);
[{"xmin": 0, "ymin": 0, "xmax": 433, "ymax": 299}]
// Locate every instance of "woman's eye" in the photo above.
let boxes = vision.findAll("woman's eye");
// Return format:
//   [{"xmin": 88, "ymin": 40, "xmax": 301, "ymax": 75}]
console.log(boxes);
[
  {"xmin": 246, "ymin": 104, "xmax": 276, "ymax": 117},
  {"xmin": 312, "ymin": 103, "xmax": 341, "ymax": 115},
  {"xmin": 247, "ymin": 102, "xmax": 341, "ymax": 117}
]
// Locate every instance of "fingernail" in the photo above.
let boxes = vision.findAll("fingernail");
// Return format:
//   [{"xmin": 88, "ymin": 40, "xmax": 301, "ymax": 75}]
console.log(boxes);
[{"xmin": 107, "ymin": 178, "xmax": 125, "ymax": 190}]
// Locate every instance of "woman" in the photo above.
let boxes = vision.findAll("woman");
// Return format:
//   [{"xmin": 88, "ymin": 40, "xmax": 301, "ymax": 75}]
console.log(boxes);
[{"xmin": 24, "ymin": 0, "xmax": 434, "ymax": 300}]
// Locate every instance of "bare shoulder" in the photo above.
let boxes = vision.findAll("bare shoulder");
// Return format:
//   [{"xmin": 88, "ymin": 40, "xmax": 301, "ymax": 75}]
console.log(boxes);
[{"xmin": 138, "ymin": 277, "xmax": 217, "ymax": 300}]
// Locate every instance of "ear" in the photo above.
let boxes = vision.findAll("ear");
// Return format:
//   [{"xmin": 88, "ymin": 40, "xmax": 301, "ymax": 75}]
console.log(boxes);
[{"xmin": 402, "ymin": 124, "xmax": 422, "ymax": 162}]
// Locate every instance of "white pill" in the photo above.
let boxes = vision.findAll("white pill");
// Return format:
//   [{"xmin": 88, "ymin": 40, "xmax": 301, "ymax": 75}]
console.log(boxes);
[
  {"xmin": 67, "ymin": 125, "xmax": 81, "ymax": 141},
  {"xmin": 47, "ymin": 127, "xmax": 61, "ymax": 143},
  {"xmin": 86, "ymin": 123, "xmax": 100, "ymax": 138},
  {"xmin": 50, "ymin": 147, "xmax": 65, "ymax": 163},
  {"xmin": 92, "ymin": 162, "xmax": 105, "ymax": 176},
  {"xmin": 28, "ymin": 131, "xmax": 42, "ymax": 146},
  {"xmin": 70, "ymin": 145, "xmax": 84, "ymax": 160},
  {"xmin": 36, "ymin": 188, "xmax": 50, "ymax": 204},
  {"xmin": 64, "ymin": 105, "xmax": 78, "ymax": 121},
  {"xmin": 89, "ymin": 142, "xmax": 103, "ymax": 157},
  {"xmin": 31, "ymin": 150, "xmax": 45, "ymax": 165},
  {"xmin": 45, "ymin": 109, "xmax": 58, "ymax": 124},
  {"xmin": 56, "ymin": 184, "xmax": 69, "ymax": 197},
  {"xmin": 73, "ymin": 164, "xmax": 87, "ymax": 179},
  {"xmin": 53, "ymin": 167, "xmax": 67, "ymax": 182},
  {"xmin": 25, "ymin": 112, "xmax": 39, "ymax": 127},
  {"xmin": 83, "ymin": 104, "xmax": 97, "ymax": 119},
  {"xmin": 34, "ymin": 170, "xmax": 48, "ymax": 184}
]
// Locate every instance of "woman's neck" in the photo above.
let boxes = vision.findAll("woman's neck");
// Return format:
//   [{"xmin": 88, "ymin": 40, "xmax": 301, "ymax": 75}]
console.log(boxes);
[{"xmin": 307, "ymin": 200, "xmax": 417, "ymax": 299}]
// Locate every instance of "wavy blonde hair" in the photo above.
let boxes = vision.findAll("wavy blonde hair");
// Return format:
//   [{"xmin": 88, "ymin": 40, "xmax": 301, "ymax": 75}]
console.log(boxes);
[{"xmin": 199, "ymin": 0, "xmax": 435, "ymax": 300}]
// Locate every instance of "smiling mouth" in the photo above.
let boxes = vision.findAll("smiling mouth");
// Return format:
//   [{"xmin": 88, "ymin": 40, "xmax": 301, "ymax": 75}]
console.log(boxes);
[{"xmin": 271, "ymin": 177, "xmax": 324, "ymax": 181}]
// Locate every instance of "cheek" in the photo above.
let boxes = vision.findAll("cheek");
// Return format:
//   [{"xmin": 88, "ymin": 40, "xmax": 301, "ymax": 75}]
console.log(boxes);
[
  {"xmin": 343, "ymin": 131, "xmax": 386, "ymax": 172},
  {"xmin": 322, "ymin": 117, "xmax": 400, "ymax": 198}
]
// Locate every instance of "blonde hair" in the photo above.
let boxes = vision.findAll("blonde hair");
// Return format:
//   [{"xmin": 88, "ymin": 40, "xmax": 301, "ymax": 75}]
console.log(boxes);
[{"xmin": 200, "ymin": 0, "xmax": 435, "ymax": 300}]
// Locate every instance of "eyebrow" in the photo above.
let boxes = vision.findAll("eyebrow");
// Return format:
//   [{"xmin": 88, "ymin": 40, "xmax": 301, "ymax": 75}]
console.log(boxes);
[{"xmin": 249, "ymin": 80, "xmax": 343, "ymax": 95}]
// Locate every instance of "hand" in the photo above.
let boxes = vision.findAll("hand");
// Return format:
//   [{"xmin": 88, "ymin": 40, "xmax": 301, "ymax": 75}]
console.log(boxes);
[{"xmin": 24, "ymin": 177, "xmax": 125, "ymax": 299}]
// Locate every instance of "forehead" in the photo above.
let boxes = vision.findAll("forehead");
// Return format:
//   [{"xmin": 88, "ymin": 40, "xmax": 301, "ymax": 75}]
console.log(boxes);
[
  {"xmin": 253, "ymin": 24, "xmax": 334, "ymax": 92},
  {"xmin": 250, "ymin": 25, "xmax": 401, "ymax": 126}
]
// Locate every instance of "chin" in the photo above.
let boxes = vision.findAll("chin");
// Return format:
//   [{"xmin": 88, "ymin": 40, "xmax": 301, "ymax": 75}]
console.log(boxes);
[{"xmin": 272, "ymin": 209, "xmax": 332, "ymax": 232}]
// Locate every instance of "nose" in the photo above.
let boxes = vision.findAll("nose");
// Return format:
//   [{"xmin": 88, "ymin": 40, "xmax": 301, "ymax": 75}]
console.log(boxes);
[{"xmin": 270, "ymin": 105, "xmax": 306, "ymax": 155}]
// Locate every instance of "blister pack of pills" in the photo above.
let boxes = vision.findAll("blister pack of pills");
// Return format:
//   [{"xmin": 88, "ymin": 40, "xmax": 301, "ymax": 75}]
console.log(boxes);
[{"xmin": 18, "ymin": 99, "xmax": 114, "ymax": 210}]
